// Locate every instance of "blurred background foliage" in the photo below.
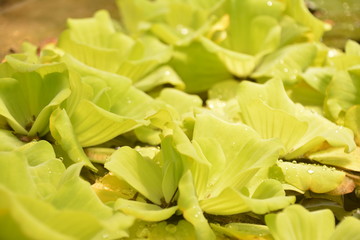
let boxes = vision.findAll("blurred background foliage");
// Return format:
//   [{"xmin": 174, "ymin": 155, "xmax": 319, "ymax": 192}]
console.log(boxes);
[{"xmin": 0, "ymin": 0, "xmax": 359, "ymax": 59}]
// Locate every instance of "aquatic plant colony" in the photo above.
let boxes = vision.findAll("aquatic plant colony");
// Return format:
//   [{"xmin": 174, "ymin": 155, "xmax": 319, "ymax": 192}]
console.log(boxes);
[{"xmin": 0, "ymin": 0, "xmax": 359, "ymax": 239}]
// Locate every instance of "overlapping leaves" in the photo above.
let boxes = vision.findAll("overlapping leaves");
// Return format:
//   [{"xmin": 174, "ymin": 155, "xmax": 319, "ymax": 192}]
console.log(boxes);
[{"xmin": 0, "ymin": 0, "xmax": 360, "ymax": 239}]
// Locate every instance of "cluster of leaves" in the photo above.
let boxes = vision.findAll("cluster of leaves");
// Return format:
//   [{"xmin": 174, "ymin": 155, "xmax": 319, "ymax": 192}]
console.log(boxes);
[{"xmin": 1, "ymin": 0, "xmax": 360, "ymax": 239}]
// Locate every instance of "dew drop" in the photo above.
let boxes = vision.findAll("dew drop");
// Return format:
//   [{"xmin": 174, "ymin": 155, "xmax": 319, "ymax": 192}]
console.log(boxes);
[
  {"xmin": 267, "ymin": 1, "xmax": 273, "ymax": 6},
  {"xmin": 307, "ymin": 169, "xmax": 314, "ymax": 174},
  {"xmin": 328, "ymin": 49, "xmax": 338, "ymax": 58},
  {"xmin": 177, "ymin": 25, "xmax": 190, "ymax": 35}
]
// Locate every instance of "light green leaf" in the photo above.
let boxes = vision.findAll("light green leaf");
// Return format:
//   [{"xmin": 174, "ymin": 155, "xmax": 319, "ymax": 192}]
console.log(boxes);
[
  {"xmin": 114, "ymin": 198, "xmax": 178, "ymax": 222},
  {"xmin": 51, "ymin": 163, "xmax": 113, "ymax": 219},
  {"xmin": 0, "ymin": 185, "xmax": 104, "ymax": 240},
  {"xmin": 252, "ymin": 43, "xmax": 317, "ymax": 85},
  {"xmin": 178, "ymin": 171, "xmax": 216, "ymax": 240},
  {"xmin": 105, "ymin": 146, "xmax": 163, "ymax": 205},
  {"xmin": 327, "ymin": 41, "xmax": 360, "ymax": 70},
  {"xmin": 0, "ymin": 71, "xmax": 71, "ymax": 136},
  {"xmin": 208, "ymin": 79, "xmax": 239, "ymax": 101},
  {"xmin": 277, "ymin": 161, "xmax": 346, "ymax": 193},
  {"xmin": 239, "ymin": 99, "xmax": 308, "ymax": 155},
  {"xmin": 116, "ymin": 0, "xmax": 168, "ymax": 35},
  {"xmin": 325, "ymin": 69, "xmax": 360, "ymax": 121},
  {"xmin": 306, "ymin": 147, "xmax": 360, "ymax": 172},
  {"xmin": 0, "ymin": 129, "xmax": 24, "ymax": 151},
  {"xmin": 116, "ymin": 35, "xmax": 172, "ymax": 82},
  {"xmin": 265, "ymin": 204, "xmax": 335, "ymax": 240},
  {"xmin": 16, "ymin": 140, "xmax": 57, "ymax": 166},
  {"xmin": 110, "ymin": 85, "xmax": 159, "ymax": 119},
  {"xmin": 345, "ymin": 105, "xmax": 360, "ymax": 146},
  {"xmin": 170, "ymin": 40, "xmax": 232, "ymax": 93},
  {"xmin": 49, "ymin": 108, "xmax": 96, "ymax": 171},
  {"xmin": 147, "ymin": 220, "xmax": 197, "ymax": 240},
  {"xmin": 222, "ymin": 0, "xmax": 283, "ymax": 55},
  {"xmin": 69, "ymin": 99, "xmax": 144, "ymax": 147},
  {"xmin": 59, "ymin": 10, "xmax": 133, "ymax": 73},
  {"xmin": 247, "ymin": 179, "xmax": 296, "ymax": 211},
  {"xmin": 5, "ymin": 52, "xmax": 66, "ymax": 77},
  {"xmin": 174, "ymin": 114, "xmax": 292, "ymax": 216},
  {"xmin": 92, "ymin": 173, "xmax": 137, "ymax": 203},
  {"xmin": 29, "ymin": 158, "xmax": 66, "ymax": 201},
  {"xmin": 192, "ymin": 113, "xmax": 282, "ymax": 198},
  {"xmin": 0, "ymin": 143, "xmax": 65, "ymax": 200},
  {"xmin": 59, "ymin": 10, "xmax": 172, "ymax": 82},
  {"xmin": 345, "ymin": 40, "xmax": 360, "ymax": 56},
  {"xmin": 62, "ymin": 53, "xmax": 132, "ymax": 108},
  {"xmin": 200, "ymin": 180, "xmax": 295, "ymax": 215},
  {"xmin": 287, "ymin": 80, "xmax": 325, "ymax": 114},
  {"xmin": 160, "ymin": 135, "xmax": 184, "ymax": 203},
  {"xmin": 96, "ymin": 212, "xmax": 135, "ymax": 240},
  {"xmin": 17, "ymin": 141, "xmax": 66, "ymax": 199},
  {"xmin": 134, "ymin": 66, "xmax": 185, "ymax": 92},
  {"xmin": 0, "ymin": 151, "xmax": 37, "ymax": 196},
  {"xmin": 118, "ymin": 0, "xmax": 223, "ymax": 44},
  {"xmin": 157, "ymin": 88, "xmax": 202, "ymax": 117},
  {"xmin": 0, "ymin": 143, "xmax": 132, "ymax": 239},
  {"xmin": 301, "ymin": 67, "xmax": 334, "ymax": 94},
  {"xmin": 134, "ymin": 126, "xmax": 162, "ymax": 146},
  {"xmin": 211, "ymin": 222, "xmax": 273, "ymax": 240},
  {"xmin": 200, "ymin": 37, "xmax": 257, "ymax": 78},
  {"xmin": 207, "ymin": 81, "xmax": 242, "ymax": 122},
  {"xmin": 237, "ymin": 79, "xmax": 356, "ymax": 158},
  {"xmin": 283, "ymin": 0, "xmax": 329, "ymax": 41},
  {"xmin": 329, "ymin": 217, "xmax": 360, "ymax": 240},
  {"xmin": 278, "ymin": 16, "xmax": 308, "ymax": 47},
  {"xmin": 206, "ymin": 98, "xmax": 241, "ymax": 122},
  {"xmin": 199, "ymin": 187, "xmax": 255, "ymax": 215},
  {"xmin": 62, "ymin": 54, "xmax": 160, "ymax": 147}
]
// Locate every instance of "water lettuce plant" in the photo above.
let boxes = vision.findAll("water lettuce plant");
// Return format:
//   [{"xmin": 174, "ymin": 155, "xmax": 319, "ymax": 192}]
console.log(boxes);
[{"xmin": 1, "ymin": 0, "xmax": 360, "ymax": 239}]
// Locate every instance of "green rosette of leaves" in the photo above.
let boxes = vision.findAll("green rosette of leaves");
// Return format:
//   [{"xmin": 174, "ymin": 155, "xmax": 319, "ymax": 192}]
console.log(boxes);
[
  {"xmin": 116, "ymin": 0, "xmax": 326, "ymax": 92},
  {"xmin": 236, "ymin": 79, "xmax": 355, "ymax": 159},
  {"xmin": 162, "ymin": 0, "xmax": 327, "ymax": 92},
  {"xmin": 105, "ymin": 114, "xmax": 295, "ymax": 239},
  {"xmin": 58, "ymin": 10, "xmax": 183, "ymax": 92},
  {"xmin": 323, "ymin": 41, "xmax": 360, "ymax": 145},
  {"xmin": 117, "ymin": 0, "xmax": 225, "ymax": 44},
  {"xmin": 0, "ymin": 133, "xmax": 134, "ymax": 240},
  {"xmin": 44, "ymin": 10, "xmax": 179, "ymax": 168},
  {"xmin": 265, "ymin": 205, "xmax": 360, "ymax": 240},
  {"xmin": 116, "ymin": 0, "xmax": 226, "ymax": 93},
  {"xmin": 48, "ymin": 58, "xmax": 166, "ymax": 170},
  {"xmin": 0, "ymin": 47, "xmax": 71, "ymax": 139},
  {"xmin": 232, "ymin": 78, "xmax": 360, "ymax": 192}
]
